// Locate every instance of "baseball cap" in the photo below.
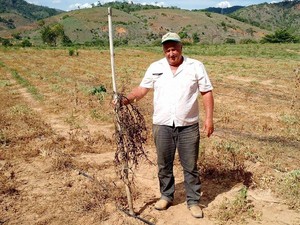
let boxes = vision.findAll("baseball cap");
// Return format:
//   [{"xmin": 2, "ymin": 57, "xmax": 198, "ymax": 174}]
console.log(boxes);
[{"xmin": 161, "ymin": 32, "xmax": 181, "ymax": 44}]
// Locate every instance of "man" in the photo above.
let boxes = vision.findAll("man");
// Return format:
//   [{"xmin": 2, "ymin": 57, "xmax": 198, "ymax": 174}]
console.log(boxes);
[{"xmin": 123, "ymin": 32, "xmax": 214, "ymax": 218}]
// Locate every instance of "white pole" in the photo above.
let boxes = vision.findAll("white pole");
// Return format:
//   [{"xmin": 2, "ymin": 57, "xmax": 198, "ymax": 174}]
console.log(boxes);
[
  {"xmin": 108, "ymin": 7, "xmax": 117, "ymax": 99},
  {"xmin": 108, "ymin": 7, "xmax": 135, "ymax": 216}
]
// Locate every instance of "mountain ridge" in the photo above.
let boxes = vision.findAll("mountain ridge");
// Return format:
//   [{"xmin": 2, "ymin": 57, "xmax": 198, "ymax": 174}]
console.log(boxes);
[{"xmin": 0, "ymin": 0, "xmax": 299, "ymax": 45}]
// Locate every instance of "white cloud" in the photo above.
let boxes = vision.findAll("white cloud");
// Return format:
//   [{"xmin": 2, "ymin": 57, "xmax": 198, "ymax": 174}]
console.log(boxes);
[
  {"xmin": 27, "ymin": 0, "xmax": 39, "ymax": 4},
  {"xmin": 69, "ymin": 2, "xmax": 93, "ymax": 10},
  {"xmin": 141, "ymin": 1, "xmax": 165, "ymax": 7},
  {"xmin": 52, "ymin": 0, "xmax": 61, "ymax": 4},
  {"xmin": 217, "ymin": 1, "xmax": 231, "ymax": 8}
]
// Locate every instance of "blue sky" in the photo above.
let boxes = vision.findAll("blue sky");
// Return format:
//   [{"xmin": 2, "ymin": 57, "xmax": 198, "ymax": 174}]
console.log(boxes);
[{"xmin": 26, "ymin": 0, "xmax": 287, "ymax": 11}]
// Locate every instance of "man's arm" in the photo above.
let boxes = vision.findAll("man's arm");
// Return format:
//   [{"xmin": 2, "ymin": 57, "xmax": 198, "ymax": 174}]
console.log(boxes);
[
  {"xmin": 201, "ymin": 90, "xmax": 214, "ymax": 137},
  {"xmin": 123, "ymin": 86, "xmax": 150, "ymax": 105}
]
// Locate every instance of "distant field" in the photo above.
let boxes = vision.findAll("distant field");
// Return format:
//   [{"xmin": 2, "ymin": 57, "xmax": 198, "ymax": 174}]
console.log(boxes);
[{"xmin": 0, "ymin": 44, "xmax": 299, "ymax": 224}]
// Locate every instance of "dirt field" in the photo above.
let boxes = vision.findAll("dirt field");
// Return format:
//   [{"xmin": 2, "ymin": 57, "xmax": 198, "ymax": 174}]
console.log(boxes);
[{"xmin": 0, "ymin": 46, "xmax": 299, "ymax": 225}]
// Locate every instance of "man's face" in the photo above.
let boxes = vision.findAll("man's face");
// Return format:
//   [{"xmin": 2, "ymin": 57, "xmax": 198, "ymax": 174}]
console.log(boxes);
[{"xmin": 163, "ymin": 41, "xmax": 183, "ymax": 67}]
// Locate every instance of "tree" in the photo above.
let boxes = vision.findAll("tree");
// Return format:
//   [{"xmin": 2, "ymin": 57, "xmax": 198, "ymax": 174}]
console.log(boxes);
[
  {"xmin": 41, "ymin": 23, "xmax": 67, "ymax": 46},
  {"xmin": 62, "ymin": 35, "xmax": 73, "ymax": 46},
  {"xmin": 192, "ymin": 32, "xmax": 200, "ymax": 43},
  {"xmin": 178, "ymin": 30, "xmax": 188, "ymax": 39},
  {"xmin": 261, "ymin": 29, "xmax": 299, "ymax": 43}
]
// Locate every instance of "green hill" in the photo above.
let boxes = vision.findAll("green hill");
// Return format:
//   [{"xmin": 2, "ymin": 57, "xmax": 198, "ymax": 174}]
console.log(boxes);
[
  {"xmin": 229, "ymin": 0, "xmax": 300, "ymax": 36},
  {"xmin": 1, "ymin": 1, "xmax": 299, "ymax": 46},
  {"xmin": 2, "ymin": 7, "xmax": 269, "ymax": 45},
  {"xmin": 0, "ymin": 0, "xmax": 62, "ymax": 38},
  {"xmin": 0, "ymin": 0, "xmax": 62, "ymax": 20}
]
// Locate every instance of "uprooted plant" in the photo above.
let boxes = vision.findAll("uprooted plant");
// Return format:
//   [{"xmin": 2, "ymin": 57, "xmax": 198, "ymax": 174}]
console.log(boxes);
[{"xmin": 113, "ymin": 93, "xmax": 150, "ymax": 215}]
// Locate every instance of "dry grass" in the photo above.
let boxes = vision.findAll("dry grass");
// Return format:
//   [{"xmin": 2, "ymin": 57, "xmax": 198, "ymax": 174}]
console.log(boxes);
[{"xmin": 0, "ymin": 44, "xmax": 299, "ymax": 224}]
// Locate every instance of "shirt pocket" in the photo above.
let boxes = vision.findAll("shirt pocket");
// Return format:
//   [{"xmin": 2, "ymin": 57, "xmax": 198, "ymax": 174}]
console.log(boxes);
[
  {"xmin": 152, "ymin": 72, "xmax": 164, "ymax": 86},
  {"xmin": 179, "ymin": 73, "xmax": 198, "ymax": 91}
]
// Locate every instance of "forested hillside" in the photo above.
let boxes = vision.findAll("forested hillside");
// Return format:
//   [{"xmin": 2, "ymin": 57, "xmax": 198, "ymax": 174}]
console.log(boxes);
[
  {"xmin": 230, "ymin": 0, "xmax": 300, "ymax": 35},
  {"xmin": 0, "ymin": 0, "xmax": 62, "ymax": 20},
  {"xmin": 202, "ymin": 6, "xmax": 244, "ymax": 14}
]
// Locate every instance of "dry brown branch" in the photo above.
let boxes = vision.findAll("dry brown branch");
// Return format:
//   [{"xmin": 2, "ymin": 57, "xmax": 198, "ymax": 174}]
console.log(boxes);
[
  {"xmin": 112, "ymin": 93, "xmax": 150, "ymax": 215},
  {"xmin": 113, "ymin": 93, "xmax": 149, "ymax": 180}
]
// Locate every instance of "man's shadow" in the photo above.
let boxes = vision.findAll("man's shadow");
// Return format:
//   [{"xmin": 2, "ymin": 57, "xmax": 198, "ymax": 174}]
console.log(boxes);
[
  {"xmin": 173, "ymin": 167, "xmax": 253, "ymax": 207},
  {"xmin": 137, "ymin": 170, "xmax": 252, "ymax": 215}
]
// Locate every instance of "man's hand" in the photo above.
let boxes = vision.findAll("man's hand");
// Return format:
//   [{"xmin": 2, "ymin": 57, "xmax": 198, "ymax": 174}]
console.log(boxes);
[
  {"xmin": 202, "ymin": 118, "xmax": 214, "ymax": 137},
  {"xmin": 111, "ymin": 86, "xmax": 150, "ymax": 107}
]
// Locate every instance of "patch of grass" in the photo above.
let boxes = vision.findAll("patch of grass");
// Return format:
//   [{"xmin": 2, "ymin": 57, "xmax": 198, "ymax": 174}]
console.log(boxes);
[
  {"xmin": 51, "ymin": 153, "xmax": 75, "ymax": 171},
  {"xmin": 216, "ymin": 186, "xmax": 261, "ymax": 223},
  {"xmin": 0, "ymin": 80, "xmax": 11, "ymax": 87},
  {"xmin": 10, "ymin": 104, "xmax": 33, "ymax": 116},
  {"xmin": 280, "ymin": 113, "xmax": 299, "ymax": 125},
  {"xmin": 64, "ymin": 111, "xmax": 81, "ymax": 129},
  {"xmin": 90, "ymin": 108, "xmax": 112, "ymax": 123},
  {"xmin": 50, "ymin": 83, "xmax": 63, "ymax": 93},
  {"xmin": 276, "ymin": 170, "xmax": 300, "ymax": 210},
  {"xmin": 11, "ymin": 70, "xmax": 43, "ymax": 101}
]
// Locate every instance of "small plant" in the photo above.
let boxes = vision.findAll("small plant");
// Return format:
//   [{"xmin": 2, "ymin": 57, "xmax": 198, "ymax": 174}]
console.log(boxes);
[
  {"xmin": 90, "ymin": 85, "xmax": 107, "ymax": 101},
  {"xmin": 68, "ymin": 48, "xmax": 78, "ymax": 56}
]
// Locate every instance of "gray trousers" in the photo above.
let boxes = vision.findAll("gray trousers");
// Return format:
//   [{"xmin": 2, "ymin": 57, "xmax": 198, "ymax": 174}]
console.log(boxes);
[{"xmin": 153, "ymin": 123, "xmax": 201, "ymax": 206}]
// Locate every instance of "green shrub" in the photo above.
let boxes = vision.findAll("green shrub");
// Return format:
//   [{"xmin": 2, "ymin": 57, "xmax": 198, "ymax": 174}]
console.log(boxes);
[
  {"xmin": 21, "ymin": 39, "xmax": 32, "ymax": 47},
  {"xmin": 69, "ymin": 49, "xmax": 74, "ymax": 56},
  {"xmin": 240, "ymin": 39, "xmax": 258, "ymax": 44},
  {"xmin": 68, "ymin": 48, "xmax": 78, "ymax": 56},
  {"xmin": 90, "ymin": 85, "xmax": 107, "ymax": 102},
  {"xmin": 225, "ymin": 38, "xmax": 236, "ymax": 44},
  {"xmin": 90, "ymin": 85, "xmax": 107, "ymax": 95},
  {"xmin": 2, "ymin": 39, "xmax": 13, "ymax": 47}
]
